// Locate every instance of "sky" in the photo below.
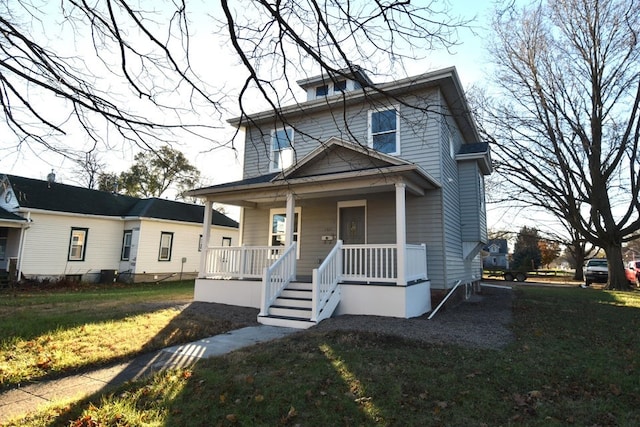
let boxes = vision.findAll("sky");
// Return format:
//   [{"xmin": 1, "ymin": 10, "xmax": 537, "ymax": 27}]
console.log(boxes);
[{"xmin": 0, "ymin": 0, "xmax": 500, "ymax": 222}]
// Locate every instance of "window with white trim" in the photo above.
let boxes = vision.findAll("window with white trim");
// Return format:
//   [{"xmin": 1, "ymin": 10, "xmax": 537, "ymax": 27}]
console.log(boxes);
[
  {"xmin": 270, "ymin": 127, "xmax": 294, "ymax": 171},
  {"xmin": 121, "ymin": 230, "xmax": 132, "ymax": 260},
  {"xmin": 369, "ymin": 107, "xmax": 399, "ymax": 155},
  {"xmin": 68, "ymin": 228, "xmax": 88, "ymax": 261},
  {"xmin": 269, "ymin": 208, "xmax": 301, "ymax": 258},
  {"xmin": 158, "ymin": 232, "xmax": 173, "ymax": 261}
]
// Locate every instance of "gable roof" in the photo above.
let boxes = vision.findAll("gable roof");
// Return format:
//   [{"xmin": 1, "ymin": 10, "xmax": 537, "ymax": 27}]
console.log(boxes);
[
  {"xmin": 187, "ymin": 137, "xmax": 441, "ymax": 203},
  {"xmin": 2, "ymin": 174, "xmax": 238, "ymax": 228}
]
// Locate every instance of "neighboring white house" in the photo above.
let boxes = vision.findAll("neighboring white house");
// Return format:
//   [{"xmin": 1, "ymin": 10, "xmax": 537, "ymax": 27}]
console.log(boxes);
[
  {"xmin": 0, "ymin": 174, "xmax": 238, "ymax": 283},
  {"xmin": 187, "ymin": 66, "xmax": 492, "ymax": 328}
]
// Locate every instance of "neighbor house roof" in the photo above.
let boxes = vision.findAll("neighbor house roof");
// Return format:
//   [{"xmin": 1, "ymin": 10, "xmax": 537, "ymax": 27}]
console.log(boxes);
[
  {"xmin": 0, "ymin": 206, "xmax": 28, "ymax": 223},
  {"xmin": 3, "ymin": 174, "xmax": 238, "ymax": 228}
]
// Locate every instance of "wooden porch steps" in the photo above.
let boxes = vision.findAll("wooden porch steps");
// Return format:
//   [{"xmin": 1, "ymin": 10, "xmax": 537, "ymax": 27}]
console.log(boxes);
[{"xmin": 258, "ymin": 282, "xmax": 316, "ymax": 329}]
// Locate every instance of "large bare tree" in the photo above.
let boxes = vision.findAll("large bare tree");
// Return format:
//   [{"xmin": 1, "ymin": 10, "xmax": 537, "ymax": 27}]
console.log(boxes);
[
  {"xmin": 0, "ymin": 0, "xmax": 467, "ymax": 169},
  {"xmin": 479, "ymin": 0, "xmax": 640, "ymax": 289}
]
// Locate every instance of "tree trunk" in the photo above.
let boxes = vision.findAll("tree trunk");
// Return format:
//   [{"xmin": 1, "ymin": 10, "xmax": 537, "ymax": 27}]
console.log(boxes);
[
  {"xmin": 573, "ymin": 252, "xmax": 585, "ymax": 282},
  {"xmin": 605, "ymin": 244, "xmax": 629, "ymax": 290}
]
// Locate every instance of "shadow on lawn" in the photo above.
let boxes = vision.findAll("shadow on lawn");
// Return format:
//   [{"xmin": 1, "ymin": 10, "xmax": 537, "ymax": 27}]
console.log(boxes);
[{"xmin": 1, "ymin": 301, "xmax": 260, "ymax": 425}]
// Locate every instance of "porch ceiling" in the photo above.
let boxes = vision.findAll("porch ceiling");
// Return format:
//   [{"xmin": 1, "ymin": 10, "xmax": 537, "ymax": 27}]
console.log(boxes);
[{"xmin": 193, "ymin": 165, "xmax": 441, "ymax": 207}]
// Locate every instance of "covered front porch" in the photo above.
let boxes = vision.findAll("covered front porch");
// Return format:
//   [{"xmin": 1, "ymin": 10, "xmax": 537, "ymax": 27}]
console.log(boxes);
[{"xmin": 188, "ymin": 138, "xmax": 439, "ymax": 328}]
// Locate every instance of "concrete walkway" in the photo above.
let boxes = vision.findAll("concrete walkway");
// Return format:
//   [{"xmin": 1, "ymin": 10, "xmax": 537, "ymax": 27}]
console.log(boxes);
[{"xmin": 0, "ymin": 325, "xmax": 298, "ymax": 424}]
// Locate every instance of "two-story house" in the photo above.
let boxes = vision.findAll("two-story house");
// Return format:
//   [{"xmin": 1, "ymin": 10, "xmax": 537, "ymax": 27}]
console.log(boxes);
[
  {"xmin": 483, "ymin": 239, "xmax": 510, "ymax": 269},
  {"xmin": 188, "ymin": 66, "xmax": 492, "ymax": 328}
]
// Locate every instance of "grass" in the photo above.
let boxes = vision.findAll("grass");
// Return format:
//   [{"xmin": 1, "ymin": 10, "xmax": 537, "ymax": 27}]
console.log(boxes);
[
  {"xmin": 4, "ymin": 285, "xmax": 640, "ymax": 426},
  {"xmin": 0, "ymin": 280, "xmax": 250, "ymax": 388}
]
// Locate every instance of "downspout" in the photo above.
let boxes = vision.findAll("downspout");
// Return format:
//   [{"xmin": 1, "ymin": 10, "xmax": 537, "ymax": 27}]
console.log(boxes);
[{"xmin": 17, "ymin": 212, "xmax": 31, "ymax": 281}]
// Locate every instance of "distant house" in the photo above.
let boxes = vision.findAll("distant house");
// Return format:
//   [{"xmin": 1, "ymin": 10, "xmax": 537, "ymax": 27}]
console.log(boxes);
[
  {"xmin": 0, "ymin": 174, "xmax": 238, "ymax": 283},
  {"xmin": 483, "ymin": 239, "xmax": 509, "ymax": 269},
  {"xmin": 187, "ymin": 66, "xmax": 492, "ymax": 329}
]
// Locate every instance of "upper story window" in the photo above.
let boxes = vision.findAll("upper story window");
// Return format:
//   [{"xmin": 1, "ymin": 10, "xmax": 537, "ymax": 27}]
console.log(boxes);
[
  {"xmin": 315, "ymin": 85, "xmax": 329, "ymax": 97},
  {"xmin": 334, "ymin": 80, "xmax": 347, "ymax": 93},
  {"xmin": 68, "ymin": 228, "xmax": 88, "ymax": 261},
  {"xmin": 270, "ymin": 127, "xmax": 294, "ymax": 171},
  {"xmin": 368, "ymin": 107, "xmax": 399, "ymax": 155}
]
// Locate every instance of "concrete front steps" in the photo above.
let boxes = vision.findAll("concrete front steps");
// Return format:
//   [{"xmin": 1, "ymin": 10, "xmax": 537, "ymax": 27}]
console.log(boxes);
[{"xmin": 258, "ymin": 282, "xmax": 316, "ymax": 329}]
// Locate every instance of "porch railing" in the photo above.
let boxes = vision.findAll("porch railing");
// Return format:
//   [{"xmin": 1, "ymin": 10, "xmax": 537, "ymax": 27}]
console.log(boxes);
[
  {"xmin": 203, "ymin": 246, "xmax": 284, "ymax": 279},
  {"xmin": 406, "ymin": 244, "xmax": 428, "ymax": 282},
  {"xmin": 202, "ymin": 243, "xmax": 427, "ymax": 286},
  {"xmin": 311, "ymin": 240, "xmax": 342, "ymax": 322},
  {"xmin": 342, "ymin": 243, "xmax": 427, "ymax": 285},
  {"xmin": 260, "ymin": 243, "xmax": 297, "ymax": 316}
]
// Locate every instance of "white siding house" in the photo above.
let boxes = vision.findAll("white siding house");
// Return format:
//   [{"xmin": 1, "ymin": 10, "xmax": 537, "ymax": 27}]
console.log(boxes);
[
  {"xmin": 0, "ymin": 174, "xmax": 238, "ymax": 284},
  {"xmin": 187, "ymin": 66, "xmax": 491, "ymax": 328}
]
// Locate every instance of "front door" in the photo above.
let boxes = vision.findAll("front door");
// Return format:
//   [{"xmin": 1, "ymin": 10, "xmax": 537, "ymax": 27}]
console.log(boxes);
[{"xmin": 339, "ymin": 206, "xmax": 366, "ymax": 244}]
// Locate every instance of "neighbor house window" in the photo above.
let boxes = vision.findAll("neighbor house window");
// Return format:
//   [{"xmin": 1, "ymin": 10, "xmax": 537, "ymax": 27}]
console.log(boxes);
[
  {"xmin": 270, "ymin": 127, "xmax": 294, "ymax": 171},
  {"xmin": 121, "ymin": 230, "xmax": 132, "ymax": 260},
  {"xmin": 222, "ymin": 237, "xmax": 232, "ymax": 246},
  {"xmin": 334, "ymin": 80, "xmax": 347, "ymax": 92},
  {"xmin": 0, "ymin": 228, "xmax": 7, "ymax": 260},
  {"xmin": 269, "ymin": 208, "xmax": 301, "ymax": 258},
  {"xmin": 369, "ymin": 107, "xmax": 399, "ymax": 154},
  {"xmin": 158, "ymin": 232, "xmax": 173, "ymax": 261},
  {"xmin": 315, "ymin": 85, "xmax": 328, "ymax": 97},
  {"xmin": 68, "ymin": 228, "xmax": 88, "ymax": 261}
]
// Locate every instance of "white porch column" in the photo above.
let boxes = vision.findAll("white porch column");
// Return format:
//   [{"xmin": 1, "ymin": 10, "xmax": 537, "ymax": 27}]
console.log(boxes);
[
  {"xmin": 198, "ymin": 199, "xmax": 213, "ymax": 278},
  {"xmin": 395, "ymin": 182, "xmax": 407, "ymax": 286},
  {"xmin": 285, "ymin": 192, "xmax": 295, "ymax": 247}
]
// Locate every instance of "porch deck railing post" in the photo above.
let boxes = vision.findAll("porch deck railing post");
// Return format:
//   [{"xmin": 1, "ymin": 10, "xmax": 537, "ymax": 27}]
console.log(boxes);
[
  {"xmin": 395, "ymin": 182, "xmax": 407, "ymax": 286},
  {"xmin": 239, "ymin": 245, "xmax": 247, "ymax": 279}
]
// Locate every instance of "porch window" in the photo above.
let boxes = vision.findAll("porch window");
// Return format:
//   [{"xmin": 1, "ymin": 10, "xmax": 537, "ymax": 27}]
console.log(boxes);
[
  {"xmin": 270, "ymin": 127, "xmax": 294, "ymax": 171},
  {"xmin": 269, "ymin": 208, "xmax": 301, "ymax": 257},
  {"xmin": 369, "ymin": 107, "xmax": 399, "ymax": 155},
  {"xmin": 121, "ymin": 230, "xmax": 132, "ymax": 260},
  {"xmin": 68, "ymin": 228, "xmax": 88, "ymax": 261},
  {"xmin": 158, "ymin": 232, "xmax": 173, "ymax": 261}
]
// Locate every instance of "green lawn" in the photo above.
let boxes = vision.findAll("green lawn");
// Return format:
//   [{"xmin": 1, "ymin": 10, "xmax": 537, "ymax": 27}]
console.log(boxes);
[
  {"xmin": 4, "ymin": 285, "xmax": 640, "ymax": 426},
  {"xmin": 0, "ymin": 281, "xmax": 252, "ymax": 388}
]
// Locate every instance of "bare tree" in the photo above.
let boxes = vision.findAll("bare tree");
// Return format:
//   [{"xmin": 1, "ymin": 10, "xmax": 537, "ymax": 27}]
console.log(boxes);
[
  {"xmin": 72, "ymin": 150, "xmax": 106, "ymax": 189},
  {"xmin": 479, "ymin": 0, "xmax": 640, "ymax": 289},
  {"xmin": 0, "ymin": 0, "xmax": 469, "ymax": 170}
]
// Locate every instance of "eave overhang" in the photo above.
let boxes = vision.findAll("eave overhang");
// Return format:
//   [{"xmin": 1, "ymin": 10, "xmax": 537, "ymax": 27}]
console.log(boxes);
[{"xmin": 228, "ymin": 67, "xmax": 480, "ymax": 144}]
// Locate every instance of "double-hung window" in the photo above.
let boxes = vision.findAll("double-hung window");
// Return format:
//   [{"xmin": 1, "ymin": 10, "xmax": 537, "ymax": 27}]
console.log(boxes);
[
  {"xmin": 121, "ymin": 230, "xmax": 132, "ymax": 260},
  {"xmin": 270, "ymin": 127, "xmax": 294, "ymax": 171},
  {"xmin": 158, "ymin": 232, "xmax": 173, "ymax": 261},
  {"xmin": 269, "ymin": 208, "xmax": 301, "ymax": 258},
  {"xmin": 68, "ymin": 228, "xmax": 88, "ymax": 261},
  {"xmin": 369, "ymin": 107, "xmax": 400, "ymax": 155}
]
